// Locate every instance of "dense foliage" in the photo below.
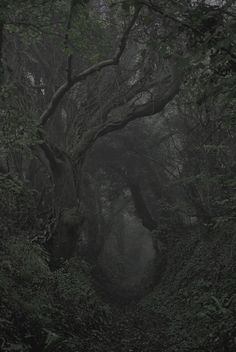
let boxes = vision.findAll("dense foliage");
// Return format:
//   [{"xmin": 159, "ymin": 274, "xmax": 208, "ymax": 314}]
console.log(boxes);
[{"xmin": 0, "ymin": 0, "xmax": 235, "ymax": 351}]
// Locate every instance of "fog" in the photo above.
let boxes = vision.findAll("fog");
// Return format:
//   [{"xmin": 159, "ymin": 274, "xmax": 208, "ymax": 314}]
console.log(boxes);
[{"xmin": 99, "ymin": 208, "xmax": 157, "ymax": 298}]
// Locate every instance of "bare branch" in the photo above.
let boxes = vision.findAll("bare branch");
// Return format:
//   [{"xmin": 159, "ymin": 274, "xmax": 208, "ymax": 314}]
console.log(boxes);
[
  {"xmin": 65, "ymin": 0, "xmax": 77, "ymax": 82},
  {"xmin": 39, "ymin": 5, "xmax": 142, "ymax": 126},
  {"xmin": 93, "ymin": 74, "xmax": 159, "ymax": 123},
  {"xmin": 74, "ymin": 64, "xmax": 180, "ymax": 161}
]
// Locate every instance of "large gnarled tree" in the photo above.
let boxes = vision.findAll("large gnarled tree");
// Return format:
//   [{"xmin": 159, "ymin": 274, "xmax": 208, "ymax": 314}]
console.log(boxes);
[{"xmin": 0, "ymin": 0, "xmax": 185, "ymax": 260}]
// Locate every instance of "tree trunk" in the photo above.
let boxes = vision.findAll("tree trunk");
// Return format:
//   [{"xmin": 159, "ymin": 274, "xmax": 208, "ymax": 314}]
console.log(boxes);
[{"xmin": 40, "ymin": 142, "xmax": 83, "ymax": 262}]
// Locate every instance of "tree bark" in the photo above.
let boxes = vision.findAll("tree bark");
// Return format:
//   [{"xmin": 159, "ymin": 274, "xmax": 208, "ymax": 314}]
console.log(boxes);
[{"xmin": 39, "ymin": 142, "xmax": 83, "ymax": 262}]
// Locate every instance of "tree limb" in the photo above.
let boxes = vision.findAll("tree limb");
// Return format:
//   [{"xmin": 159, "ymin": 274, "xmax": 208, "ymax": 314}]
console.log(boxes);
[
  {"xmin": 74, "ymin": 64, "xmax": 180, "ymax": 161},
  {"xmin": 65, "ymin": 0, "xmax": 77, "ymax": 82},
  {"xmin": 39, "ymin": 5, "xmax": 142, "ymax": 126}
]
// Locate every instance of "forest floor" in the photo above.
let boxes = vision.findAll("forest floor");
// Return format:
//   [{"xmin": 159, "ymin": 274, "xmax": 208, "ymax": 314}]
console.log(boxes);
[{"xmin": 0, "ymin": 225, "xmax": 236, "ymax": 352}]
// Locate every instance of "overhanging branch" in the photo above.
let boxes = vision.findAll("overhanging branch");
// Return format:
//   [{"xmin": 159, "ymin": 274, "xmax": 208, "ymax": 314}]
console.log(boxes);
[
  {"xmin": 39, "ymin": 5, "xmax": 142, "ymax": 126},
  {"xmin": 74, "ymin": 65, "xmax": 180, "ymax": 161}
]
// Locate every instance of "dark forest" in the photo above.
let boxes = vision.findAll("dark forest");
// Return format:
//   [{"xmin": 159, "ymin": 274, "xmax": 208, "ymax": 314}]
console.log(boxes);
[{"xmin": 0, "ymin": 0, "xmax": 235, "ymax": 351}]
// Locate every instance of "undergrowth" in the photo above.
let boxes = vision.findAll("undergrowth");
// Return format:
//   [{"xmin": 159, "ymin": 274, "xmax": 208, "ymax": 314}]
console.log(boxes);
[{"xmin": 0, "ymin": 175, "xmax": 235, "ymax": 352}]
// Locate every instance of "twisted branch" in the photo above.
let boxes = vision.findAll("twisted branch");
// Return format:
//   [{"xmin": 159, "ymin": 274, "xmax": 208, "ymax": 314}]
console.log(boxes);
[{"xmin": 39, "ymin": 5, "xmax": 142, "ymax": 126}]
